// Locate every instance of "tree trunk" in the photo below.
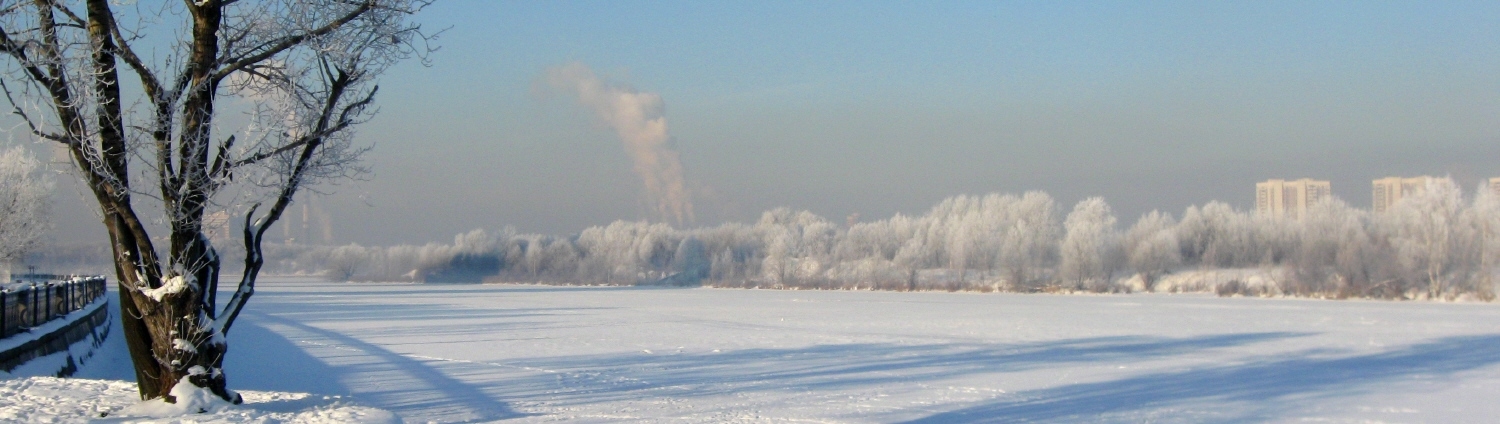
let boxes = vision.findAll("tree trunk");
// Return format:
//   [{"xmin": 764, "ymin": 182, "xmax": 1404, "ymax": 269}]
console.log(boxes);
[{"xmin": 78, "ymin": 0, "xmax": 237, "ymax": 402}]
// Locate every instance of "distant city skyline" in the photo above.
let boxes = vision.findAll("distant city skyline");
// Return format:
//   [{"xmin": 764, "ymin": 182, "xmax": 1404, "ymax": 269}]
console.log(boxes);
[
  {"xmin": 1255, "ymin": 175, "xmax": 1500, "ymax": 218},
  {"xmin": 28, "ymin": 1, "xmax": 1500, "ymax": 245}
]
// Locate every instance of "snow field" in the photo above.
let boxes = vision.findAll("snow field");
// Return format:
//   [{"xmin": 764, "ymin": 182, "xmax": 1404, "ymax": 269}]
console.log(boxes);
[
  {"xmin": 8, "ymin": 277, "xmax": 1500, "ymax": 422},
  {"xmin": 225, "ymin": 279, "xmax": 1500, "ymax": 422}
]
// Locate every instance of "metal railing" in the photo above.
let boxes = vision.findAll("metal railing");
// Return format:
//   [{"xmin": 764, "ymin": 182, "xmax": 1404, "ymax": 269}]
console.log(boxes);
[{"xmin": 0, "ymin": 276, "xmax": 107, "ymax": 339}]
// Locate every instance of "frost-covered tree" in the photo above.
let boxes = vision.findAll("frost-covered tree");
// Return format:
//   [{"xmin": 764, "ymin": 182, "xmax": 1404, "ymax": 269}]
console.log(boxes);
[
  {"xmin": 670, "ymin": 236, "xmax": 709, "ymax": 283},
  {"xmin": 834, "ymin": 214, "xmax": 913, "ymax": 263},
  {"xmin": 1178, "ymin": 201, "xmax": 1263, "ymax": 268},
  {"xmin": 1060, "ymin": 197, "xmax": 1119, "ymax": 290},
  {"xmin": 1388, "ymin": 178, "xmax": 1466, "ymax": 298},
  {"xmin": 1470, "ymin": 184, "xmax": 1500, "ymax": 298},
  {"xmin": 1124, "ymin": 210, "xmax": 1178, "ymax": 291},
  {"xmin": 998, "ymin": 191, "xmax": 1058, "ymax": 289},
  {"xmin": 754, "ymin": 208, "xmax": 836, "ymax": 285},
  {"xmin": 0, "ymin": 145, "xmax": 51, "ymax": 266},
  {"xmin": 1287, "ymin": 199, "xmax": 1346, "ymax": 294},
  {"xmin": 944, "ymin": 197, "xmax": 983, "ymax": 280},
  {"xmin": 577, "ymin": 221, "xmax": 667, "ymax": 282},
  {"xmin": 248, "ymin": 183, "xmax": 1500, "ymax": 300},
  {"xmin": 322, "ymin": 244, "xmax": 368, "ymax": 281},
  {"xmin": 936, "ymin": 194, "xmax": 1012, "ymax": 282},
  {"xmin": 0, "ymin": 0, "xmax": 433, "ymax": 402}
]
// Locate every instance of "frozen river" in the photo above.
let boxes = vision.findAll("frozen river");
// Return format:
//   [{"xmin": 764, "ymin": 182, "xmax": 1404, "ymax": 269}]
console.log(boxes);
[{"xmin": 90, "ymin": 278, "xmax": 1500, "ymax": 422}]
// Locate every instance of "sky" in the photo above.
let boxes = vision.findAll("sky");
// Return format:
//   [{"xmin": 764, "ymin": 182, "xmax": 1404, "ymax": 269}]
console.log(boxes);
[{"xmin": 38, "ymin": 1, "xmax": 1500, "ymax": 245}]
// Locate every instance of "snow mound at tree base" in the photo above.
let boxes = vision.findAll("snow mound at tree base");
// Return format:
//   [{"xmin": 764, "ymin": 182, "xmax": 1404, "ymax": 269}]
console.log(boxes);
[
  {"xmin": 115, "ymin": 376, "xmax": 239, "ymax": 418},
  {"xmin": 0, "ymin": 376, "xmax": 397, "ymax": 423}
]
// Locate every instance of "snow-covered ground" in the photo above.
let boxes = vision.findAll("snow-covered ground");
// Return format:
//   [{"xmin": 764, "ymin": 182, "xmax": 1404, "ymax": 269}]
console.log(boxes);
[
  {"xmin": 0, "ymin": 377, "xmax": 397, "ymax": 423},
  {"xmin": 1, "ymin": 281, "xmax": 400, "ymax": 423},
  {"xmin": 8, "ymin": 277, "xmax": 1500, "ymax": 422}
]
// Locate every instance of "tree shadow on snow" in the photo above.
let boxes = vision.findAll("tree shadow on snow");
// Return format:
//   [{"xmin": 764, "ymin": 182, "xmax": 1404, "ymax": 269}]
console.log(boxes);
[
  {"xmin": 248, "ymin": 282, "xmax": 650, "ymax": 299},
  {"xmin": 901, "ymin": 333, "xmax": 1500, "ymax": 423},
  {"xmin": 239, "ymin": 291, "xmax": 612, "ymax": 344},
  {"xmin": 240, "ymin": 310, "xmax": 529, "ymax": 422},
  {"xmin": 490, "ymin": 332, "xmax": 1311, "ymax": 408},
  {"xmin": 223, "ymin": 319, "xmax": 350, "ymax": 396}
]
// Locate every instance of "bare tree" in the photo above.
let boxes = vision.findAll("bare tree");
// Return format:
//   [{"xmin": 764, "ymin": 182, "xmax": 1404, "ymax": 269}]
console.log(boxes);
[
  {"xmin": 0, "ymin": 144, "xmax": 51, "ymax": 267},
  {"xmin": 0, "ymin": 0, "xmax": 433, "ymax": 402}
]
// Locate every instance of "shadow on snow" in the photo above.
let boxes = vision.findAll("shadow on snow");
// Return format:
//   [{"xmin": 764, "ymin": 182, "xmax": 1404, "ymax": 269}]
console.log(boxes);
[
  {"xmin": 224, "ymin": 283, "xmax": 1500, "ymax": 422},
  {"xmin": 901, "ymin": 333, "xmax": 1500, "ymax": 423},
  {"xmin": 233, "ymin": 310, "xmax": 529, "ymax": 422},
  {"xmin": 477, "ymin": 332, "xmax": 1309, "ymax": 408}
]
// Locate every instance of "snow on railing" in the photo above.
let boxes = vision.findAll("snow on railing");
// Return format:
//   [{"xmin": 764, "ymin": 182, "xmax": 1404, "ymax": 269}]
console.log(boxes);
[{"xmin": 0, "ymin": 276, "xmax": 107, "ymax": 339}]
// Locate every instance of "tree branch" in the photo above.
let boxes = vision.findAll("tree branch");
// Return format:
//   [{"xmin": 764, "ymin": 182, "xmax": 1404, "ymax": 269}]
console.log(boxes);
[
  {"xmin": 224, "ymin": 84, "xmax": 375, "ymax": 172},
  {"xmin": 48, "ymin": 2, "xmax": 85, "ymax": 27},
  {"xmin": 208, "ymin": 134, "xmax": 234, "ymax": 182},
  {"xmin": 0, "ymin": 23, "xmax": 69, "ymax": 115},
  {"xmin": 0, "ymin": 79, "xmax": 70, "ymax": 143},
  {"xmin": 211, "ymin": 0, "xmax": 375, "ymax": 83}
]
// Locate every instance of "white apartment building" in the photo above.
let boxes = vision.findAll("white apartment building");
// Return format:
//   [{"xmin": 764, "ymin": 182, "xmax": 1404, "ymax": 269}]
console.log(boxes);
[
  {"xmin": 1372, "ymin": 176, "xmax": 1434, "ymax": 213},
  {"xmin": 1255, "ymin": 178, "xmax": 1331, "ymax": 220}
]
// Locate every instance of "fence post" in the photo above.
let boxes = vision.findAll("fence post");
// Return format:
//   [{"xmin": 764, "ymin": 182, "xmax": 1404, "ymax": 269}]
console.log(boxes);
[{"xmin": 1, "ymin": 290, "xmax": 6, "ymax": 338}]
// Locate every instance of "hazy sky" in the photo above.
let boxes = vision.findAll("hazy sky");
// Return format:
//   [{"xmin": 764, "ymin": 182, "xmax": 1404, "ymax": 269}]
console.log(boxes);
[{"xmin": 44, "ymin": 1, "xmax": 1500, "ymax": 245}]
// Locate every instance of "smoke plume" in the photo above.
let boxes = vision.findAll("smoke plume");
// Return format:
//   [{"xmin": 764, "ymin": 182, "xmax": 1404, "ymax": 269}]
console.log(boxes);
[{"xmin": 544, "ymin": 62, "xmax": 694, "ymax": 225}]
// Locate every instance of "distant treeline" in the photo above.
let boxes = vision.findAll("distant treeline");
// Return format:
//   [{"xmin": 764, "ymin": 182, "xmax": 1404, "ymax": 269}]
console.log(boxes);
[{"xmin": 185, "ymin": 176, "xmax": 1493, "ymax": 301}]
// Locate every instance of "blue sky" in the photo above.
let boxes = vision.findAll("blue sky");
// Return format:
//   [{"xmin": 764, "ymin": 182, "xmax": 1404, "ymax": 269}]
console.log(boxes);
[{"xmin": 40, "ymin": 1, "xmax": 1500, "ymax": 244}]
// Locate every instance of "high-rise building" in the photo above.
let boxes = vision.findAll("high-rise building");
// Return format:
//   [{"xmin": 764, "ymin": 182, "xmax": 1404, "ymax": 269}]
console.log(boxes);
[
  {"xmin": 1372, "ymin": 176, "xmax": 1433, "ymax": 213},
  {"xmin": 1255, "ymin": 178, "xmax": 1331, "ymax": 219},
  {"xmin": 202, "ymin": 211, "xmax": 232, "ymax": 242},
  {"xmin": 279, "ymin": 197, "xmax": 335, "ymax": 244}
]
